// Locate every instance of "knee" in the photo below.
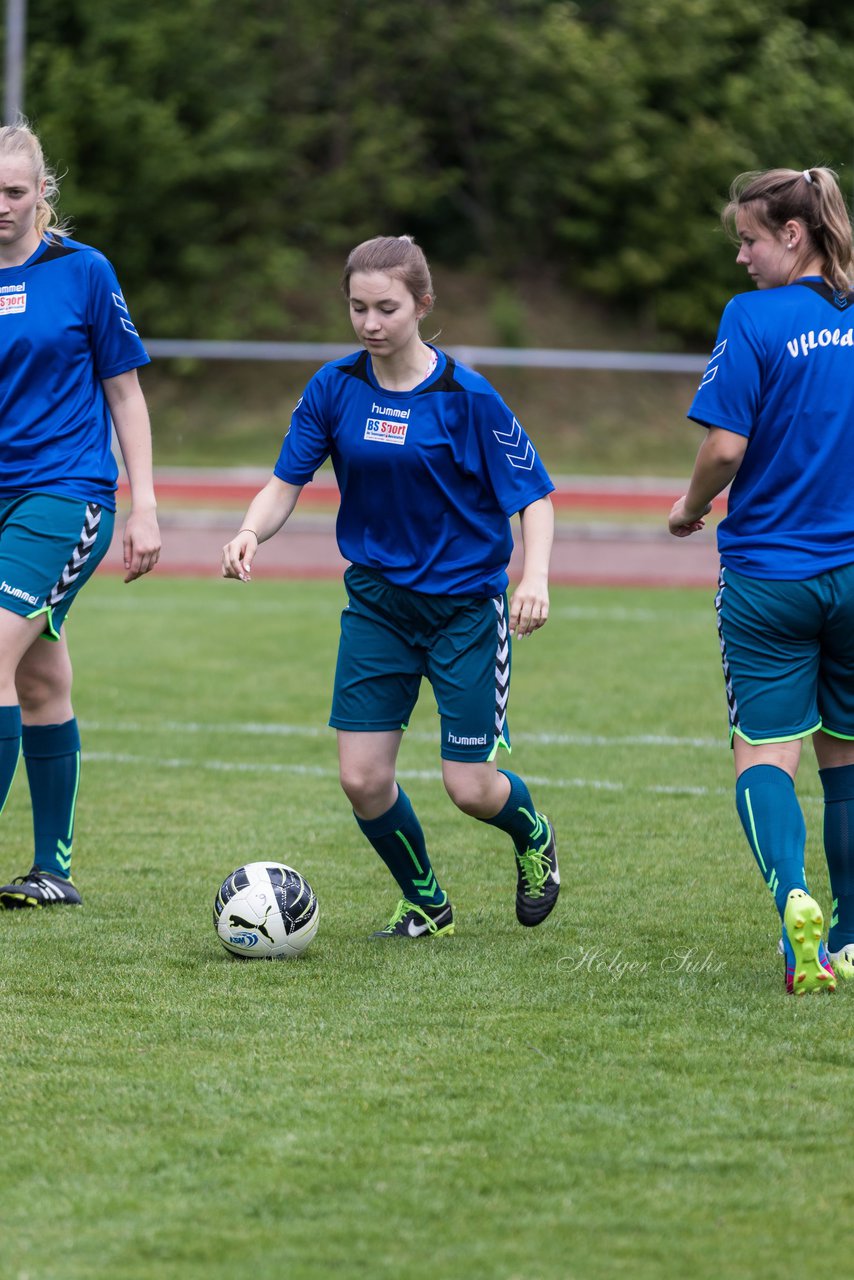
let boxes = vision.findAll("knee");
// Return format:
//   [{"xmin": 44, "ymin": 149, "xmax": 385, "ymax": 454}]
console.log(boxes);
[
  {"xmin": 444, "ymin": 767, "xmax": 500, "ymax": 819},
  {"xmin": 16, "ymin": 659, "xmax": 72, "ymax": 716},
  {"xmin": 339, "ymin": 762, "xmax": 395, "ymax": 815}
]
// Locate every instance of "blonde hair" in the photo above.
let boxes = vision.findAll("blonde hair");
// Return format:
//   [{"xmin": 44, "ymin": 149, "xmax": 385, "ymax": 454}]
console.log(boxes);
[
  {"xmin": 341, "ymin": 235, "xmax": 435, "ymax": 313},
  {"xmin": 0, "ymin": 117, "xmax": 71, "ymax": 241},
  {"xmin": 723, "ymin": 167, "xmax": 853, "ymax": 292}
]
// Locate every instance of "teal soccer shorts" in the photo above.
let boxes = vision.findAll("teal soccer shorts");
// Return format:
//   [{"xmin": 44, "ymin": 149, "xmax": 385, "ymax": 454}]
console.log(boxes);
[
  {"xmin": 330, "ymin": 564, "xmax": 513, "ymax": 762},
  {"xmin": 0, "ymin": 493, "xmax": 115, "ymax": 639},
  {"xmin": 716, "ymin": 563, "xmax": 854, "ymax": 744}
]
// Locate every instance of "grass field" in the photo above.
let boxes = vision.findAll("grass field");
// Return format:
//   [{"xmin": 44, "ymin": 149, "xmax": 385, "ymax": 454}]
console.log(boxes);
[{"xmin": 2, "ymin": 575, "xmax": 852, "ymax": 1280}]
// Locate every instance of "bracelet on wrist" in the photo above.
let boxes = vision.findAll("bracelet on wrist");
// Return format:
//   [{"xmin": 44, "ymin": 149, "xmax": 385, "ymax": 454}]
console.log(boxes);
[{"xmin": 238, "ymin": 528, "xmax": 258, "ymax": 538}]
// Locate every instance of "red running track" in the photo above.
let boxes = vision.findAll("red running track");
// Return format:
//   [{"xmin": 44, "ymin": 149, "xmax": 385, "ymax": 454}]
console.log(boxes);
[{"xmin": 104, "ymin": 471, "xmax": 722, "ymax": 589}]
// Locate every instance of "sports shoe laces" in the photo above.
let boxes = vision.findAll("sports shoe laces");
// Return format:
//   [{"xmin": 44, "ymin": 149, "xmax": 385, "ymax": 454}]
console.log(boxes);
[
  {"xmin": 380, "ymin": 899, "xmax": 444, "ymax": 932},
  {"xmin": 517, "ymin": 846, "xmax": 549, "ymax": 897},
  {"xmin": 385, "ymin": 899, "xmax": 414, "ymax": 929}
]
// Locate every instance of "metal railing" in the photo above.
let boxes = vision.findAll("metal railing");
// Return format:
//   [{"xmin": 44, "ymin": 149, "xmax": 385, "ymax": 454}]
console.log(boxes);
[{"xmin": 145, "ymin": 339, "xmax": 708, "ymax": 375}]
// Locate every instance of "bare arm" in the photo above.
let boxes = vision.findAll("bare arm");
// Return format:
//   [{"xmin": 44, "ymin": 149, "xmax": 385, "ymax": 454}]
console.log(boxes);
[
  {"xmin": 221, "ymin": 476, "xmax": 304, "ymax": 581},
  {"xmin": 668, "ymin": 427, "xmax": 749, "ymax": 537},
  {"xmin": 102, "ymin": 369, "xmax": 161, "ymax": 582},
  {"xmin": 509, "ymin": 495, "xmax": 554, "ymax": 638}
]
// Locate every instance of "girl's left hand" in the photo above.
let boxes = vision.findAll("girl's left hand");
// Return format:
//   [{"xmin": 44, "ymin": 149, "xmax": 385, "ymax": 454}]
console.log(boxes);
[
  {"xmin": 123, "ymin": 509, "xmax": 162, "ymax": 582},
  {"xmin": 509, "ymin": 578, "xmax": 550, "ymax": 639},
  {"xmin": 668, "ymin": 495, "xmax": 711, "ymax": 538}
]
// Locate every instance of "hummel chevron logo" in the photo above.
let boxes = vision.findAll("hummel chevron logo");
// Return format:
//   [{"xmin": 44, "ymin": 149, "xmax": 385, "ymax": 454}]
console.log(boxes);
[
  {"xmin": 699, "ymin": 338, "xmax": 727, "ymax": 388},
  {"xmin": 493, "ymin": 595, "xmax": 510, "ymax": 735},
  {"xmin": 56, "ymin": 840, "xmax": 73, "ymax": 873},
  {"xmin": 493, "ymin": 418, "xmax": 536, "ymax": 470},
  {"xmin": 48, "ymin": 504, "xmax": 102, "ymax": 606}
]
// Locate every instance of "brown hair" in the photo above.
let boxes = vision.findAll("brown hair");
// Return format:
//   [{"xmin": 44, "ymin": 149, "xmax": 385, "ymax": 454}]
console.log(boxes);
[
  {"xmin": 0, "ymin": 117, "xmax": 71, "ymax": 241},
  {"xmin": 341, "ymin": 235, "xmax": 434, "ymax": 313},
  {"xmin": 723, "ymin": 167, "xmax": 853, "ymax": 292}
]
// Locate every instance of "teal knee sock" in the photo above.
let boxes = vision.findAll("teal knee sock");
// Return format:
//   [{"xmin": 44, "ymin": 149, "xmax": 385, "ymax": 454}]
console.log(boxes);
[
  {"xmin": 22, "ymin": 719, "xmax": 81, "ymax": 880},
  {"xmin": 819, "ymin": 763, "xmax": 854, "ymax": 951},
  {"xmin": 0, "ymin": 705, "xmax": 22, "ymax": 816},
  {"xmin": 735, "ymin": 764, "xmax": 808, "ymax": 920},
  {"xmin": 482, "ymin": 769, "xmax": 547, "ymax": 854},
  {"xmin": 355, "ymin": 787, "xmax": 446, "ymax": 907}
]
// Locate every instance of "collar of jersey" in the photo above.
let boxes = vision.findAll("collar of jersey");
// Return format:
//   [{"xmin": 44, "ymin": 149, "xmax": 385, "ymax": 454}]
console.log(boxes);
[
  {"xmin": 0, "ymin": 238, "xmax": 52, "ymax": 275},
  {"xmin": 366, "ymin": 345, "xmax": 445, "ymax": 393}
]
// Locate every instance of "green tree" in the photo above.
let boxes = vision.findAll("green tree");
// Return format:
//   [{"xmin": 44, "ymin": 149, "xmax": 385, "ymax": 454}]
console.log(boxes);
[{"xmin": 20, "ymin": 0, "xmax": 854, "ymax": 341}]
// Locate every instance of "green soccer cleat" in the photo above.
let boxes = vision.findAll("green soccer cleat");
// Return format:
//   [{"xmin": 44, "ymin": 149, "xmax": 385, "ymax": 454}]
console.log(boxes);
[
  {"xmin": 515, "ymin": 817, "xmax": 560, "ymax": 927},
  {"xmin": 782, "ymin": 890, "xmax": 836, "ymax": 995},
  {"xmin": 370, "ymin": 898, "xmax": 454, "ymax": 939},
  {"xmin": 827, "ymin": 942, "xmax": 854, "ymax": 981},
  {"xmin": 0, "ymin": 869, "xmax": 83, "ymax": 909}
]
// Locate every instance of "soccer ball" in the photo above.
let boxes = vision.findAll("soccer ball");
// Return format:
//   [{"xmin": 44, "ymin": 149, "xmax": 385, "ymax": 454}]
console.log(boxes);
[{"xmin": 213, "ymin": 861, "xmax": 319, "ymax": 959}]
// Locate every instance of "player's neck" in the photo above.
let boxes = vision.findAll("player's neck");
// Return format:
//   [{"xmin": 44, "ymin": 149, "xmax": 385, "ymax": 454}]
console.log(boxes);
[
  {"xmin": 371, "ymin": 340, "xmax": 435, "ymax": 392},
  {"xmin": 0, "ymin": 228, "xmax": 43, "ymax": 269},
  {"xmin": 786, "ymin": 255, "xmax": 826, "ymax": 286}
]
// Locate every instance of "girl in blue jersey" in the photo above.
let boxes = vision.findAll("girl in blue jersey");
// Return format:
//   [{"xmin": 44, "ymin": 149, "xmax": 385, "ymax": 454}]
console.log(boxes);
[
  {"xmin": 0, "ymin": 121, "xmax": 160, "ymax": 909},
  {"xmin": 223, "ymin": 235, "xmax": 559, "ymax": 937},
  {"xmin": 669, "ymin": 166, "xmax": 854, "ymax": 994}
]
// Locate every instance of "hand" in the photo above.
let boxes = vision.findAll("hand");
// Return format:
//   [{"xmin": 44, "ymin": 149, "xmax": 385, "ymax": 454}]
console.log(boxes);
[
  {"xmin": 222, "ymin": 529, "xmax": 258, "ymax": 582},
  {"xmin": 508, "ymin": 577, "xmax": 549, "ymax": 639},
  {"xmin": 668, "ymin": 496, "xmax": 711, "ymax": 538},
  {"xmin": 123, "ymin": 509, "xmax": 161, "ymax": 582}
]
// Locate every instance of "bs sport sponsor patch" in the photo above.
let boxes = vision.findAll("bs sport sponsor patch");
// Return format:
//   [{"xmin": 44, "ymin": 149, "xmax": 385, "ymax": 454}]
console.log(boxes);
[
  {"xmin": 364, "ymin": 417, "xmax": 409, "ymax": 446},
  {"xmin": 0, "ymin": 283, "xmax": 26, "ymax": 316}
]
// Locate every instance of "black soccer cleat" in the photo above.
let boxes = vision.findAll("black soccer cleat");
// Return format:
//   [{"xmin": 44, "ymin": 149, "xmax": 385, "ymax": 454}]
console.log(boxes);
[
  {"xmin": 370, "ymin": 898, "xmax": 454, "ymax": 939},
  {"xmin": 515, "ymin": 817, "xmax": 559, "ymax": 926},
  {"xmin": 0, "ymin": 868, "xmax": 83, "ymax": 909}
]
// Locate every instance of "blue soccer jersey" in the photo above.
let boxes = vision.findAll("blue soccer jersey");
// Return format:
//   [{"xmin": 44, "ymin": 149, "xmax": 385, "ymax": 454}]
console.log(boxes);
[
  {"xmin": 688, "ymin": 278, "xmax": 854, "ymax": 580},
  {"xmin": 0, "ymin": 235, "xmax": 150, "ymax": 511},
  {"xmin": 274, "ymin": 347, "xmax": 554, "ymax": 595}
]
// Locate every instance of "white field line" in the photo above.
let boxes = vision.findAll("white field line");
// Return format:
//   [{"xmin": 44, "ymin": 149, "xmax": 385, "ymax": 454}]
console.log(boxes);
[
  {"xmin": 80, "ymin": 718, "xmax": 732, "ymax": 798},
  {"xmin": 80, "ymin": 719, "xmax": 726, "ymax": 751},
  {"xmin": 83, "ymin": 750, "xmax": 728, "ymax": 798},
  {"xmin": 85, "ymin": 594, "xmax": 713, "ymax": 625}
]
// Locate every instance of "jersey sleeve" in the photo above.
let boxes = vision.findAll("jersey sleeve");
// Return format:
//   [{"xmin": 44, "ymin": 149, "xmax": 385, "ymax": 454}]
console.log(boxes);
[
  {"xmin": 273, "ymin": 372, "xmax": 333, "ymax": 484},
  {"xmin": 465, "ymin": 381, "xmax": 554, "ymax": 515},
  {"xmin": 687, "ymin": 297, "xmax": 763, "ymax": 438},
  {"xmin": 84, "ymin": 251, "xmax": 150, "ymax": 379}
]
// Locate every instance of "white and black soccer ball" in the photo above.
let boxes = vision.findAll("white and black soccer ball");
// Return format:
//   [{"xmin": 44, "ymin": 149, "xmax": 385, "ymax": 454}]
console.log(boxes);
[{"xmin": 213, "ymin": 861, "xmax": 319, "ymax": 959}]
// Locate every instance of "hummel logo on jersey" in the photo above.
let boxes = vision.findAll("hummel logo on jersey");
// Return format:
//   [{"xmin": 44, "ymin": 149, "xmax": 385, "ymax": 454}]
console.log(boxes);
[
  {"xmin": 699, "ymin": 339, "xmax": 727, "ymax": 387},
  {"xmin": 371, "ymin": 403, "xmax": 410, "ymax": 419},
  {"xmin": 493, "ymin": 417, "xmax": 535, "ymax": 470},
  {"xmin": 112, "ymin": 290, "xmax": 140, "ymax": 336},
  {"xmin": 365, "ymin": 417, "xmax": 409, "ymax": 445},
  {"xmin": 0, "ymin": 283, "xmax": 26, "ymax": 315}
]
